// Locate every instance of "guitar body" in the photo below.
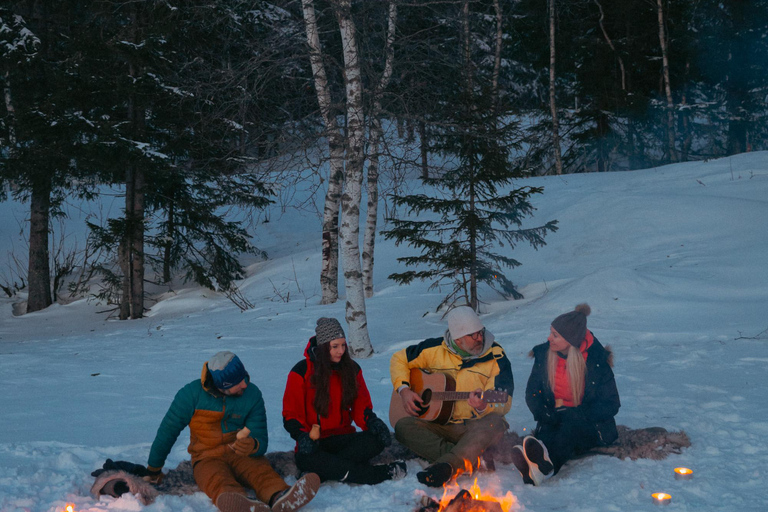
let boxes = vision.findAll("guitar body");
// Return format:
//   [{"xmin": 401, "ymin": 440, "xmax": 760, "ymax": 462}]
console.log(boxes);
[{"xmin": 389, "ymin": 369, "xmax": 458, "ymax": 427}]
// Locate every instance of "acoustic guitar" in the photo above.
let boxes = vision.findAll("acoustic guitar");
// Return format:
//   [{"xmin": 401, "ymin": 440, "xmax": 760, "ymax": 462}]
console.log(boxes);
[{"xmin": 388, "ymin": 368, "xmax": 509, "ymax": 427}]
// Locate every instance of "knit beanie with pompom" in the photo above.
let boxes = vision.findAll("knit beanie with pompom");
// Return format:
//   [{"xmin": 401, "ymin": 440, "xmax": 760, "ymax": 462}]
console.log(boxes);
[{"xmin": 551, "ymin": 303, "xmax": 591, "ymax": 347}]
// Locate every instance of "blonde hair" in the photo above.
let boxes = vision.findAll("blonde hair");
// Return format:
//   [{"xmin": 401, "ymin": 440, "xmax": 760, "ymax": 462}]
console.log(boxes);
[{"xmin": 547, "ymin": 345, "xmax": 586, "ymax": 406}]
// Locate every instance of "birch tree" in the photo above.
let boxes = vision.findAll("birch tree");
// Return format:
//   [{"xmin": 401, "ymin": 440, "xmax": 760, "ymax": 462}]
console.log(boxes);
[
  {"xmin": 362, "ymin": 2, "xmax": 397, "ymax": 299},
  {"xmin": 332, "ymin": 0, "xmax": 373, "ymax": 357},
  {"xmin": 548, "ymin": 0, "xmax": 563, "ymax": 175},
  {"xmin": 301, "ymin": 0, "xmax": 344, "ymax": 305},
  {"xmin": 656, "ymin": 0, "xmax": 677, "ymax": 162}
]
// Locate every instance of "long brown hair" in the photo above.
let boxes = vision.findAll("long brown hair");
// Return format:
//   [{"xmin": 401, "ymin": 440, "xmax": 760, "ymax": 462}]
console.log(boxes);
[
  {"xmin": 311, "ymin": 340, "xmax": 359, "ymax": 417},
  {"xmin": 547, "ymin": 345, "xmax": 586, "ymax": 406}
]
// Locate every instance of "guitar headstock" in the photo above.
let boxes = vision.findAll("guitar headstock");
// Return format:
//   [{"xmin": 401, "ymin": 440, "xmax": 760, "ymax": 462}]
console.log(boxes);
[{"xmin": 480, "ymin": 389, "xmax": 508, "ymax": 404}]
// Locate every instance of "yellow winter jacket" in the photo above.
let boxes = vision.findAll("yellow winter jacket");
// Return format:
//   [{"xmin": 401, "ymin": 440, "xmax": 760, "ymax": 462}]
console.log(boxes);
[{"xmin": 390, "ymin": 335, "xmax": 514, "ymax": 423}]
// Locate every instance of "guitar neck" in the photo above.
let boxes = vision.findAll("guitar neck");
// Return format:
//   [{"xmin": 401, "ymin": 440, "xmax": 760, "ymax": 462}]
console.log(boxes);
[{"xmin": 431, "ymin": 391, "xmax": 473, "ymax": 402}]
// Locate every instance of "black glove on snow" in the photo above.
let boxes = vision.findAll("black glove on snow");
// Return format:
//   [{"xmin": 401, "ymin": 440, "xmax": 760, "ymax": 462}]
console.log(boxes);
[
  {"xmin": 367, "ymin": 416, "xmax": 392, "ymax": 447},
  {"xmin": 297, "ymin": 432, "xmax": 319, "ymax": 455}
]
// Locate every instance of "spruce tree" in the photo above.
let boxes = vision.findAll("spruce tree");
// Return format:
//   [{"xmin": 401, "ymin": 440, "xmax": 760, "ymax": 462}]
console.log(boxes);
[
  {"xmin": 383, "ymin": 4, "xmax": 557, "ymax": 316},
  {"xmin": 0, "ymin": 3, "xmax": 103, "ymax": 312}
]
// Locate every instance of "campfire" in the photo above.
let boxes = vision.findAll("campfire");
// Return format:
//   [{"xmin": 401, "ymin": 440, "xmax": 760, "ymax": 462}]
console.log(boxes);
[{"xmin": 419, "ymin": 459, "xmax": 517, "ymax": 512}]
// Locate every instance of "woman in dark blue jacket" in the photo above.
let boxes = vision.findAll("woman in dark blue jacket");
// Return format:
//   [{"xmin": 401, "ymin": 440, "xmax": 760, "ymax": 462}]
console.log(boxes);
[{"xmin": 512, "ymin": 304, "xmax": 620, "ymax": 485}]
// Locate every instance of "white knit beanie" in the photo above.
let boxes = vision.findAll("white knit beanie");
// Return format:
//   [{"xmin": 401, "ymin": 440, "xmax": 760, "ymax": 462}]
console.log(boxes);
[{"xmin": 446, "ymin": 306, "xmax": 484, "ymax": 339}]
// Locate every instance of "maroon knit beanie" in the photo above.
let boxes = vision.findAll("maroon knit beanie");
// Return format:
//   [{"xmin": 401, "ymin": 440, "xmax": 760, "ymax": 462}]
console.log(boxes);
[{"xmin": 551, "ymin": 303, "xmax": 591, "ymax": 347}]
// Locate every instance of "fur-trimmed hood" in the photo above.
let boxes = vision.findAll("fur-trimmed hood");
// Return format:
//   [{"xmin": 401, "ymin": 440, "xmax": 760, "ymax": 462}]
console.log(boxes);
[{"xmin": 90, "ymin": 469, "xmax": 158, "ymax": 505}]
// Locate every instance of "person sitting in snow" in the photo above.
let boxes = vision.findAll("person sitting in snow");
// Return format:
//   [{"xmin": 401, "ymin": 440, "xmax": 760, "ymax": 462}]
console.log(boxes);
[
  {"xmin": 145, "ymin": 351, "xmax": 320, "ymax": 512},
  {"xmin": 282, "ymin": 317, "xmax": 407, "ymax": 484},
  {"xmin": 513, "ymin": 303, "xmax": 621, "ymax": 485},
  {"xmin": 390, "ymin": 306, "xmax": 514, "ymax": 488}
]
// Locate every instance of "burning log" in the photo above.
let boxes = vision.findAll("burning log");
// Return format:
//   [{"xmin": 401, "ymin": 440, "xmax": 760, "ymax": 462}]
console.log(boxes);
[{"xmin": 418, "ymin": 490, "xmax": 504, "ymax": 512}]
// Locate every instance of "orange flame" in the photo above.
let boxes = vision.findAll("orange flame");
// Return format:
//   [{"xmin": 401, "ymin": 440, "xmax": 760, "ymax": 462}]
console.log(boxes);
[
  {"xmin": 64, "ymin": 505, "xmax": 76, "ymax": 512},
  {"xmin": 435, "ymin": 476, "xmax": 517, "ymax": 512}
]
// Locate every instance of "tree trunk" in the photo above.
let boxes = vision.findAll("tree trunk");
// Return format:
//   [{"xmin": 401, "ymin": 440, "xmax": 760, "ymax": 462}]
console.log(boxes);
[
  {"xmin": 3, "ymin": 71, "xmax": 16, "ymax": 148},
  {"xmin": 680, "ymin": 60, "xmax": 692, "ymax": 161},
  {"xmin": 491, "ymin": 0, "xmax": 503, "ymax": 112},
  {"xmin": 468, "ymin": 178, "xmax": 478, "ymax": 311},
  {"xmin": 656, "ymin": 0, "xmax": 677, "ymax": 162},
  {"xmin": 26, "ymin": 176, "xmax": 52, "ymax": 313},
  {"xmin": 594, "ymin": 0, "xmax": 626, "ymax": 92},
  {"xmin": 334, "ymin": 0, "xmax": 373, "ymax": 357},
  {"xmin": 419, "ymin": 120, "xmax": 429, "ymax": 179},
  {"xmin": 462, "ymin": 2, "xmax": 473, "ymax": 95},
  {"xmin": 119, "ymin": 167, "xmax": 133, "ymax": 319},
  {"xmin": 130, "ymin": 167, "xmax": 145, "ymax": 317},
  {"xmin": 119, "ymin": 165, "xmax": 145, "ymax": 319},
  {"xmin": 301, "ymin": 0, "xmax": 342, "ymax": 304},
  {"xmin": 725, "ymin": 1, "xmax": 748, "ymax": 155},
  {"xmin": 362, "ymin": 2, "xmax": 397, "ymax": 299},
  {"xmin": 549, "ymin": 0, "xmax": 563, "ymax": 175},
  {"xmin": 596, "ymin": 112, "xmax": 609, "ymax": 172},
  {"xmin": 162, "ymin": 199, "xmax": 174, "ymax": 283}
]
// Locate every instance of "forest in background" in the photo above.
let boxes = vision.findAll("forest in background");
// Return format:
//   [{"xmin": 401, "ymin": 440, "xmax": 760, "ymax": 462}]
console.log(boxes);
[{"xmin": 1, "ymin": 0, "xmax": 766, "ymax": 351}]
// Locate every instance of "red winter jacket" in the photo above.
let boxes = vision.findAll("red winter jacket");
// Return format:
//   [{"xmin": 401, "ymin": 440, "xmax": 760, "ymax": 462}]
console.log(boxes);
[{"xmin": 282, "ymin": 337, "xmax": 374, "ymax": 448}]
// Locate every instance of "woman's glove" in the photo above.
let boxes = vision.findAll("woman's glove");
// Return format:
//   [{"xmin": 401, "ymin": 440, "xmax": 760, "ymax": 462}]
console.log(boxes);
[
  {"xmin": 230, "ymin": 435, "xmax": 256, "ymax": 456},
  {"xmin": 297, "ymin": 432, "xmax": 319, "ymax": 455},
  {"xmin": 367, "ymin": 416, "xmax": 392, "ymax": 447}
]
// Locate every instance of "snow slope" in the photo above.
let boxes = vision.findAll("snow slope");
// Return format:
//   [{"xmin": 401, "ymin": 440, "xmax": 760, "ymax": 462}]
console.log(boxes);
[{"xmin": 1, "ymin": 153, "xmax": 767, "ymax": 512}]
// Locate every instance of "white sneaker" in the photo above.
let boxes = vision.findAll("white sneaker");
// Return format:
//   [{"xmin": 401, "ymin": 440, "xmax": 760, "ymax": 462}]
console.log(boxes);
[{"xmin": 523, "ymin": 436, "xmax": 554, "ymax": 486}]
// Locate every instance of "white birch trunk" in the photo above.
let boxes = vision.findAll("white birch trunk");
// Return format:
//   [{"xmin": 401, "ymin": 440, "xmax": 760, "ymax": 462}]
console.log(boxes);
[
  {"xmin": 656, "ymin": 0, "xmax": 677, "ymax": 162},
  {"xmin": 362, "ymin": 2, "xmax": 397, "ymax": 299},
  {"xmin": 301, "ymin": 0, "xmax": 344, "ymax": 304},
  {"xmin": 549, "ymin": 0, "xmax": 563, "ymax": 175},
  {"xmin": 334, "ymin": 0, "xmax": 373, "ymax": 357}
]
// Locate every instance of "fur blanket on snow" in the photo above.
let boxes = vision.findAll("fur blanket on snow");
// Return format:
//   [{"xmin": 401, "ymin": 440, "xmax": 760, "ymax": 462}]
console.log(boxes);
[{"xmin": 92, "ymin": 425, "xmax": 690, "ymax": 501}]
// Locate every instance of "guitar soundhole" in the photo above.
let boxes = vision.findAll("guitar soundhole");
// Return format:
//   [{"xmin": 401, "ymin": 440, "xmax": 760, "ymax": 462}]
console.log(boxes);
[{"xmin": 421, "ymin": 389, "xmax": 432, "ymax": 404}]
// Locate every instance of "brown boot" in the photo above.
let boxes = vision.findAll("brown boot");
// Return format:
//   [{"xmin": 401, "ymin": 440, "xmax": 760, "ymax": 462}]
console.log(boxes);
[
  {"xmin": 216, "ymin": 492, "xmax": 271, "ymax": 512},
  {"xmin": 270, "ymin": 473, "xmax": 320, "ymax": 512}
]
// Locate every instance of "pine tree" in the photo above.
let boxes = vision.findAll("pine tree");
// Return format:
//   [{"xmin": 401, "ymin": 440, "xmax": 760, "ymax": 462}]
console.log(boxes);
[
  {"xmin": 81, "ymin": 0, "xmax": 280, "ymax": 316},
  {"xmin": 383, "ymin": 0, "xmax": 559, "ymax": 313},
  {"xmin": 0, "ymin": 3, "xmax": 103, "ymax": 313}
]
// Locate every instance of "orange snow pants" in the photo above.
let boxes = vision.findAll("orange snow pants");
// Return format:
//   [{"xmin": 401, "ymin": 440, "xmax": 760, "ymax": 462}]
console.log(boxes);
[{"xmin": 193, "ymin": 450, "xmax": 289, "ymax": 504}]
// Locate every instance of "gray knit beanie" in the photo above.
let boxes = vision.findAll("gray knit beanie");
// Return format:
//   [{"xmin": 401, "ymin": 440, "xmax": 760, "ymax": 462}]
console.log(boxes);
[
  {"xmin": 315, "ymin": 317, "xmax": 345, "ymax": 345},
  {"xmin": 551, "ymin": 303, "xmax": 591, "ymax": 347}
]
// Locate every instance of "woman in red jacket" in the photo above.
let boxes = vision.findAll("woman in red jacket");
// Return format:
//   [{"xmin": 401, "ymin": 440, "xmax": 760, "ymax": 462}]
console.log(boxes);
[{"xmin": 282, "ymin": 317, "xmax": 407, "ymax": 484}]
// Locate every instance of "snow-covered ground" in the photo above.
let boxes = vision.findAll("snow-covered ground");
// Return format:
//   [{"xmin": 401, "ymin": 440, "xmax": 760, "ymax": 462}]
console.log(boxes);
[{"xmin": 2, "ymin": 153, "xmax": 768, "ymax": 512}]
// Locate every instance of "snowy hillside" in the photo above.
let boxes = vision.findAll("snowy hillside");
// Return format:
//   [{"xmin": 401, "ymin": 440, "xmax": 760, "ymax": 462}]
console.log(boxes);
[{"xmin": 1, "ymin": 153, "xmax": 768, "ymax": 512}]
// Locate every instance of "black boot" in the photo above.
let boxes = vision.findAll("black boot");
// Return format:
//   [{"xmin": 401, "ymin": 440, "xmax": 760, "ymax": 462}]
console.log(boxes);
[{"xmin": 417, "ymin": 462, "xmax": 453, "ymax": 487}]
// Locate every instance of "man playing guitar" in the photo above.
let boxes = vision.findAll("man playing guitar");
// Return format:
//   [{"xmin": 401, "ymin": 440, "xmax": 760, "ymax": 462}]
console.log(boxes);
[{"xmin": 389, "ymin": 306, "xmax": 514, "ymax": 487}]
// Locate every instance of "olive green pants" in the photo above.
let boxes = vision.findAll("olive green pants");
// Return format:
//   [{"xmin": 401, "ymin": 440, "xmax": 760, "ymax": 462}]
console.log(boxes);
[
  {"xmin": 394, "ymin": 414, "xmax": 508, "ymax": 471},
  {"xmin": 193, "ymin": 451, "xmax": 288, "ymax": 504}
]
